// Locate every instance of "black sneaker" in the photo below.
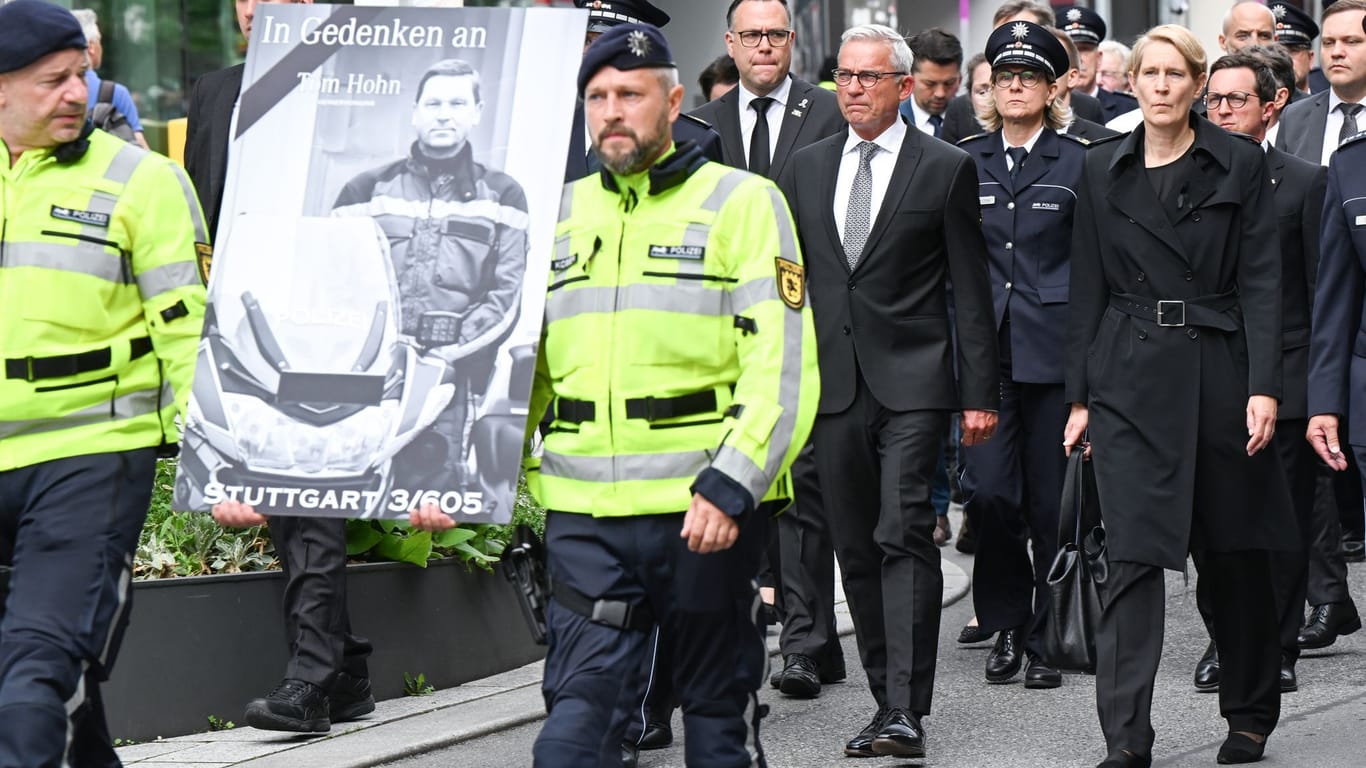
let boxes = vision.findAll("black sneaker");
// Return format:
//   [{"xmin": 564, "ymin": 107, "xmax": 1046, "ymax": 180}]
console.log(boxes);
[
  {"xmin": 245, "ymin": 678, "xmax": 330, "ymax": 733},
  {"xmin": 330, "ymin": 672, "xmax": 376, "ymax": 723}
]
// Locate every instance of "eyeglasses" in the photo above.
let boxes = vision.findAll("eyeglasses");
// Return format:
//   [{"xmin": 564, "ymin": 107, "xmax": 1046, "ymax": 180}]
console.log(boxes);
[
  {"xmin": 1204, "ymin": 91, "xmax": 1259, "ymax": 109},
  {"xmin": 735, "ymin": 29, "xmax": 792, "ymax": 48},
  {"xmin": 992, "ymin": 70, "xmax": 1043, "ymax": 89},
  {"xmin": 832, "ymin": 69, "xmax": 907, "ymax": 88}
]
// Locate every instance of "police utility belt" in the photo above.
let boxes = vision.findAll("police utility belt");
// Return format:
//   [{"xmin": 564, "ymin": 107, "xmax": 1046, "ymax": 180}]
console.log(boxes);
[
  {"xmin": 554, "ymin": 387, "xmax": 742, "ymax": 425},
  {"xmin": 5, "ymin": 336, "xmax": 153, "ymax": 382},
  {"xmin": 1108, "ymin": 291, "xmax": 1239, "ymax": 331}
]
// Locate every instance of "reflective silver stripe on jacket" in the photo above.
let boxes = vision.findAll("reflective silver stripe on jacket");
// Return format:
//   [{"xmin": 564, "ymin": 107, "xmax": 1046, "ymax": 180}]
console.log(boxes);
[
  {"xmin": 540, "ymin": 449, "xmax": 712, "ymax": 483},
  {"xmin": 546, "ymin": 283, "xmax": 728, "ymax": 324},
  {"xmin": 166, "ymin": 163, "xmax": 210, "ymax": 243},
  {"xmin": 0, "ymin": 381, "xmax": 174, "ymax": 441},
  {"xmin": 136, "ymin": 261, "xmax": 202, "ymax": 299},
  {"xmin": 2, "ymin": 241, "xmax": 127, "ymax": 284}
]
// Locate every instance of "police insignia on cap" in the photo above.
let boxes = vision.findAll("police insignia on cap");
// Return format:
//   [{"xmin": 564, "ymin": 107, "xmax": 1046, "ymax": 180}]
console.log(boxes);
[
  {"xmin": 1011, "ymin": 22, "xmax": 1029, "ymax": 40},
  {"xmin": 627, "ymin": 29, "xmax": 651, "ymax": 57},
  {"xmin": 195, "ymin": 243, "xmax": 213, "ymax": 285},
  {"xmin": 776, "ymin": 259, "xmax": 805, "ymax": 309},
  {"xmin": 1273, "ymin": 4, "xmax": 1287, "ymax": 18},
  {"xmin": 1067, "ymin": 8, "xmax": 1082, "ymax": 22}
]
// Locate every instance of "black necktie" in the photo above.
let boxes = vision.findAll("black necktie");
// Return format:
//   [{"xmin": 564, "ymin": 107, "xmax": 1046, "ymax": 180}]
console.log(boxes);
[
  {"xmin": 929, "ymin": 114, "xmax": 943, "ymax": 139},
  {"xmin": 1338, "ymin": 102, "xmax": 1363, "ymax": 147},
  {"xmin": 749, "ymin": 97, "xmax": 775, "ymax": 177},
  {"xmin": 1007, "ymin": 146, "xmax": 1028, "ymax": 181}
]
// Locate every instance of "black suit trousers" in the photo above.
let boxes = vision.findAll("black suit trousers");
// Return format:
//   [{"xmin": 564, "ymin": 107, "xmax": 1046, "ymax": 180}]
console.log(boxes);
[
  {"xmin": 1304, "ymin": 449, "xmax": 1362, "ymax": 606},
  {"xmin": 269, "ymin": 517, "xmax": 372, "ymax": 688},
  {"xmin": 814, "ymin": 376, "xmax": 947, "ymax": 715},
  {"xmin": 777, "ymin": 443, "xmax": 842, "ymax": 665},
  {"xmin": 1097, "ymin": 556, "xmax": 1279, "ymax": 759},
  {"xmin": 963, "ymin": 322, "xmax": 1067, "ymax": 653}
]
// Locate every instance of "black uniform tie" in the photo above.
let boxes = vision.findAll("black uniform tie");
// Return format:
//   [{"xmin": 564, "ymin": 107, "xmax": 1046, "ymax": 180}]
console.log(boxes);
[
  {"xmin": 1338, "ymin": 102, "xmax": 1363, "ymax": 147},
  {"xmin": 1007, "ymin": 146, "xmax": 1028, "ymax": 181},
  {"xmin": 749, "ymin": 97, "xmax": 775, "ymax": 177}
]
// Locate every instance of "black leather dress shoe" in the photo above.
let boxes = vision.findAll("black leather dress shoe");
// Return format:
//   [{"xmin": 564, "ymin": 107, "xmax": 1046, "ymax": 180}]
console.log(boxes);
[
  {"xmin": 637, "ymin": 710, "xmax": 673, "ymax": 750},
  {"xmin": 844, "ymin": 706, "xmax": 889, "ymax": 757},
  {"xmin": 1024, "ymin": 655, "xmax": 1062, "ymax": 689},
  {"xmin": 1297, "ymin": 602, "xmax": 1362, "ymax": 650},
  {"xmin": 621, "ymin": 742, "xmax": 638, "ymax": 768},
  {"xmin": 819, "ymin": 648, "xmax": 848, "ymax": 683},
  {"xmin": 245, "ymin": 678, "xmax": 330, "ymax": 733},
  {"xmin": 985, "ymin": 628, "xmax": 1023, "ymax": 683},
  {"xmin": 1193, "ymin": 642, "xmax": 1220, "ymax": 692},
  {"xmin": 1280, "ymin": 657, "xmax": 1298, "ymax": 693},
  {"xmin": 1095, "ymin": 750, "xmax": 1152, "ymax": 768},
  {"xmin": 1217, "ymin": 732, "xmax": 1267, "ymax": 764},
  {"xmin": 778, "ymin": 653, "xmax": 821, "ymax": 698},
  {"xmin": 958, "ymin": 623, "xmax": 992, "ymax": 644},
  {"xmin": 329, "ymin": 672, "xmax": 375, "ymax": 723},
  {"xmin": 1343, "ymin": 537, "xmax": 1365, "ymax": 563},
  {"xmin": 871, "ymin": 708, "xmax": 925, "ymax": 758}
]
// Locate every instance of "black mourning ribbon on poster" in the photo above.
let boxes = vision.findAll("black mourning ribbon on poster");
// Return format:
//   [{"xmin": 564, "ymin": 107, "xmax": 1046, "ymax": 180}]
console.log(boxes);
[{"xmin": 235, "ymin": 6, "xmax": 390, "ymax": 139}]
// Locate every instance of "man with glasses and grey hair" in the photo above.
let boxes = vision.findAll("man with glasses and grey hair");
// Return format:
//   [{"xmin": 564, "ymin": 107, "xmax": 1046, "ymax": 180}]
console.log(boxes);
[{"xmin": 779, "ymin": 22, "xmax": 997, "ymax": 761}]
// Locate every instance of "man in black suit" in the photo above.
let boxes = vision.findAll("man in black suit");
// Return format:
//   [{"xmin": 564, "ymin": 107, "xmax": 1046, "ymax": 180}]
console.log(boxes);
[
  {"xmin": 1193, "ymin": 51, "xmax": 1336, "ymax": 697},
  {"xmin": 779, "ymin": 23, "xmax": 998, "ymax": 760},
  {"xmin": 1057, "ymin": 4, "xmax": 1138, "ymax": 124},
  {"xmin": 1276, "ymin": 0, "xmax": 1366, "ymax": 167},
  {"xmin": 690, "ymin": 0, "xmax": 847, "ymax": 701},
  {"xmin": 188, "ymin": 0, "xmax": 374, "ymax": 734}
]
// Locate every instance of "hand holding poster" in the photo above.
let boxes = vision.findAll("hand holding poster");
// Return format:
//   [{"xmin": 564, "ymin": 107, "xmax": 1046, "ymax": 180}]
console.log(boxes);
[{"xmin": 173, "ymin": 5, "xmax": 584, "ymax": 523}]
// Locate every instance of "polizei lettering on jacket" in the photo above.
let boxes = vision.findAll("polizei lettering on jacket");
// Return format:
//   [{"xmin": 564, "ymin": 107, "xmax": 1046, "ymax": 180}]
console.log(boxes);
[{"xmin": 258, "ymin": 15, "xmax": 487, "ymax": 48}]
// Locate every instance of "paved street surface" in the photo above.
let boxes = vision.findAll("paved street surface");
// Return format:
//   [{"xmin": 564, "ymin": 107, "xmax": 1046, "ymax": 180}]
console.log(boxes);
[{"xmin": 384, "ymin": 519, "xmax": 1366, "ymax": 768}]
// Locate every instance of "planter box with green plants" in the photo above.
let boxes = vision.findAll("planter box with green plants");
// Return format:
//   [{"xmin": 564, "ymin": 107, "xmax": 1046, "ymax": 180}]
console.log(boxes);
[{"xmin": 104, "ymin": 460, "xmax": 546, "ymax": 742}]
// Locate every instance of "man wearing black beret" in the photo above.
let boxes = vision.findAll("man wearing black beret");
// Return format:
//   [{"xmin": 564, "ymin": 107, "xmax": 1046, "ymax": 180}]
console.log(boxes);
[{"xmin": 0, "ymin": 1, "xmax": 208, "ymax": 765}]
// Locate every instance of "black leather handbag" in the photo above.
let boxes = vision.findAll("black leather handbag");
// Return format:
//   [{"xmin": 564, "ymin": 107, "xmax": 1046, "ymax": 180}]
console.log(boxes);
[{"xmin": 1041, "ymin": 449, "xmax": 1105, "ymax": 672}]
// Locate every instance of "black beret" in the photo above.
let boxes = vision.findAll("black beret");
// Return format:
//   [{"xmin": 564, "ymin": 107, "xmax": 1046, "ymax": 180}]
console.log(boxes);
[
  {"xmin": 0, "ymin": 0, "xmax": 87, "ymax": 75},
  {"xmin": 578, "ymin": 23, "xmax": 675, "ymax": 96},
  {"xmin": 1057, "ymin": 4, "xmax": 1107, "ymax": 46},
  {"xmin": 1270, "ymin": 3, "xmax": 1318, "ymax": 47},
  {"xmin": 987, "ymin": 20, "xmax": 1071, "ymax": 81},
  {"xmin": 575, "ymin": 0, "xmax": 670, "ymax": 34}
]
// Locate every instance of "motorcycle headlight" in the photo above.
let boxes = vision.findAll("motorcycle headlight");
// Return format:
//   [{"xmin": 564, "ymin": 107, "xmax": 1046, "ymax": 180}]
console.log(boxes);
[{"xmin": 222, "ymin": 393, "xmax": 396, "ymax": 475}]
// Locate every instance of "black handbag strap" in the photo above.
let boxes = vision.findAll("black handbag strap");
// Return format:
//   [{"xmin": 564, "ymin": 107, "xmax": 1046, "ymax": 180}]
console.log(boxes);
[{"xmin": 1058, "ymin": 450, "xmax": 1089, "ymax": 548}]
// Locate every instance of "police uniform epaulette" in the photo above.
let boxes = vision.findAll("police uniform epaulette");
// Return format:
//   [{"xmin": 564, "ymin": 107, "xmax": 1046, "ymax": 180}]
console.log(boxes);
[
  {"xmin": 1058, "ymin": 132, "xmax": 1092, "ymax": 146},
  {"xmin": 678, "ymin": 113, "xmax": 714, "ymax": 131},
  {"xmin": 1340, "ymin": 130, "xmax": 1366, "ymax": 150},
  {"xmin": 956, "ymin": 133, "xmax": 990, "ymax": 146},
  {"xmin": 1226, "ymin": 130, "xmax": 1262, "ymax": 146},
  {"xmin": 1077, "ymin": 132, "xmax": 1125, "ymax": 148}
]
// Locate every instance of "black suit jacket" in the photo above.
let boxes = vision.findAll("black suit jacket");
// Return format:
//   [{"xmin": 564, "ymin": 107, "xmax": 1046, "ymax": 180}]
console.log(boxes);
[
  {"xmin": 691, "ymin": 76, "xmax": 843, "ymax": 181},
  {"xmin": 778, "ymin": 124, "xmax": 998, "ymax": 415},
  {"xmin": 184, "ymin": 63, "xmax": 244, "ymax": 242},
  {"xmin": 1067, "ymin": 117, "xmax": 1121, "ymax": 143},
  {"xmin": 1267, "ymin": 145, "xmax": 1326, "ymax": 421},
  {"xmin": 1276, "ymin": 89, "xmax": 1332, "ymax": 165}
]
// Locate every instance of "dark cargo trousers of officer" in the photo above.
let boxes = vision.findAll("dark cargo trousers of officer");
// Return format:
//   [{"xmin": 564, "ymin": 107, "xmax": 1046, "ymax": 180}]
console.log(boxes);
[
  {"xmin": 535, "ymin": 509, "xmax": 768, "ymax": 768},
  {"xmin": 0, "ymin": 449, "xmax": 156, "ymax": 768}
]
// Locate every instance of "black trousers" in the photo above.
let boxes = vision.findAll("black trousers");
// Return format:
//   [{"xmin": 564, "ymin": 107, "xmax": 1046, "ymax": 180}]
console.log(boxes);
[
  {"xmin": 1197, "ymin": 422, "xmax": 1317, "ymax": 660},
  {"xmin": 1097, "ymin": 555, "xmax": 1280, "ymax": 759},
  {"xmin": 814, "ymin": 377, "xmax": 947, "ymax": 715},
  {"xmin": 964, "ymin": 323, "xmax": 1068, "ymax": 654},
  {"xmin": 777, "ymin": 443, "xmax": 842, "ymax": 666},
  {"xmin": 536, "ymin": 511, "xmax": 768, "ymax": 768},
  {"xmin": 0, "ymin": 450, "xmax": 156, "ymax": 768},
  {"xmin": 1304, "ymin": 452, "xmax": 1356, "ymax": 607},
  {"xmin": 269, "ymin": 517, "xmax": 372, "ymax": 689}
]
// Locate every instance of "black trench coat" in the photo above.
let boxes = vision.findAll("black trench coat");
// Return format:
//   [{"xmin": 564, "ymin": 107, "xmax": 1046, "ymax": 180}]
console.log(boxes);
[{"xmin": 1066, "ymin": 116, "xmax": 1297, "ymax": 570}]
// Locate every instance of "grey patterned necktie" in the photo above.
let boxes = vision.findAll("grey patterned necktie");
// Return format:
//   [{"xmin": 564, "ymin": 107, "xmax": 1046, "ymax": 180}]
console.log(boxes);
[
  {"xmin": 843, "ymin": 141, "xmax": 879, "ymax": 270},
  {"xmin": 1338, "ymin": 102, "xmax": 1363, "ymax": 147}
]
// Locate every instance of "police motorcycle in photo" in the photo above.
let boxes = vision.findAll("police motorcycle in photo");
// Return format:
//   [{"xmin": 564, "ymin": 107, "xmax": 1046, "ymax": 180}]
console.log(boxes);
[{"xmin": 175, "ymin": 216, "xmax": 523, "ymax": 520}]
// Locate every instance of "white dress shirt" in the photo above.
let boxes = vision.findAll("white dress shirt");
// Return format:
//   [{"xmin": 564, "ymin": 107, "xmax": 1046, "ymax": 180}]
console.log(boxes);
[
  {"xmin": 905, "ymin": 98, "xmax": 940, "ymax": 137},
  {"xmin": 738, "ymin": 76, "xmax": 793, "ymax": 167},
  {"xmin": 833, "ymin": 118, "xmax": 907, "ymax": 243},
  {"xmin": 1003, "ymin": 126, "xmax": 1045, "ymax": 170},
  {"xmin": 1322, "ymin": 91, "xmax": 1366, "ymax": 167}
]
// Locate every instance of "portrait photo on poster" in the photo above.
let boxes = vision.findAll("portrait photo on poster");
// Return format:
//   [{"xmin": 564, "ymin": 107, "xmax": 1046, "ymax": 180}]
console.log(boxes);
[{"xmin": 172, "ymin": 4, "xmax": 584, "ymax": 523}]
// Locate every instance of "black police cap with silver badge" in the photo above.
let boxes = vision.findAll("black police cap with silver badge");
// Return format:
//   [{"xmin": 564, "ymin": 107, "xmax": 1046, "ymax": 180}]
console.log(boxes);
[
  {"xmin": 1270, "ymin": 3, "xmax": 1319, "ymax": 47},
  {"xmin": 1057, "ymin": 4, "xmax": 1107, "ymax": 46},
  {"xmin": 575, "ymin": 0, "xmax": 670, "ymax": 34},
  {"xmin": 577, "ymin": 23, "xmax": 676, "ymax": 96},
  {"xmin": 986, "ymin": 20, "xmax": 1071, "ymax": 81}
]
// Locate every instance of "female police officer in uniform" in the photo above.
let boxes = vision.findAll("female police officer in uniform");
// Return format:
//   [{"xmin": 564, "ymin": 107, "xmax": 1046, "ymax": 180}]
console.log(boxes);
[{"xmin": 957, "ymin": 20, "xmax": 1090, "ymax": 692}]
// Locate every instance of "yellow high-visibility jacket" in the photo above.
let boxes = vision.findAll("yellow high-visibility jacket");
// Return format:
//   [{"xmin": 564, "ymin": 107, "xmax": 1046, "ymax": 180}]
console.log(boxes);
[
  {"xmin": 526, "ymin": 144, "xmax": 818, "ymax": 517},
  {"xmin": 0, "ymin": 129, "xmax": 207, "ymax": 470}
]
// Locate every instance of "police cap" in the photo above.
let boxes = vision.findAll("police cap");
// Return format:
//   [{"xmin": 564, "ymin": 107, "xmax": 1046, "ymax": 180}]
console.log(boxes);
[
  {"xmin": 1057, "ymin": 5, "xmax": 1107, "ymax": 47},
  {"xmin": 578, "ymin": 23, "xmax": 676, "ymax": 97},
  {"xmin": 1270, "ymin": 3, "xmax": 1318, "ymax": 48},
  {"xmin": 575, "ymin": 0, "xmax": 670, "ymax": 34},
  {"xmin": 987, "ymin": 20, "xmax": 1071, "ymax": 82},
  {"xmin": 0, "ymin": 0, "xmax": 87, "ymax": 75}
]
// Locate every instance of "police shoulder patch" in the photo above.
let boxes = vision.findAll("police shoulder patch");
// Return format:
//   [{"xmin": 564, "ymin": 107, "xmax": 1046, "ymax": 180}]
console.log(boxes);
[
  {"xmin": 776, "ymin": 258, "xmax": 805, "ymax": 309},
  {"xmin": 195, "ymin": 243, "xmax": 213, "ymax": 285},
  {"xmin": 957, "ymin": 132, "xmax": 990, "ymax": 146}
]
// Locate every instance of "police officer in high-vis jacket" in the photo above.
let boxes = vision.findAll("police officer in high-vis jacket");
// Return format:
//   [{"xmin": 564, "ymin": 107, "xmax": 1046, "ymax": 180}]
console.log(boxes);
[
  {"xmin": 0, "ymin": 1, "xmax": 207, "ymax": 765},
  {"xmin": 414, "ymin": 23, "xmax": 818, "ymax": 768}
]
